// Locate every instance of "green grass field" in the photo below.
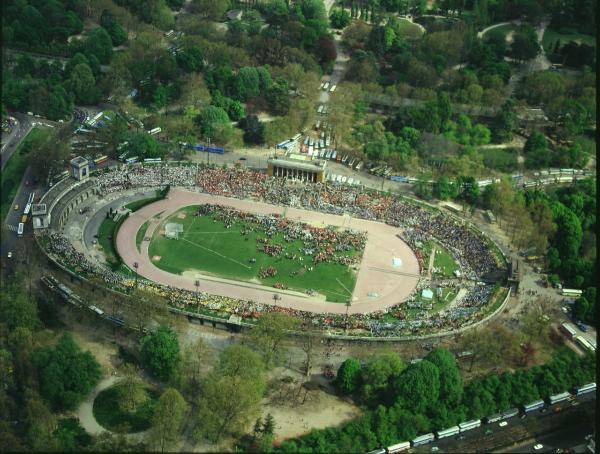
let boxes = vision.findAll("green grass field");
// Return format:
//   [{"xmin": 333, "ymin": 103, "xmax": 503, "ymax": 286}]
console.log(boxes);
[
  {"xmin": 396, "ymin": 18, "xmax": 424, "ymax": 40},
  {"xmin": 1, "ymin": 127, "xmax": 50, "ymax": 222},
  {"xmin": 148, "ymin": 206, "xmax": 362, "ymax": 302},
  {"xmin": 542, "ymin": 26, "xmax": 595, "ymax": 54},
  {"xmin": 93, "ymin": 384, "xmax": 157, "ymax": 433},
  {"xmin": 433, "ymin": 245, "xmax": 459, "ymax": 278}
]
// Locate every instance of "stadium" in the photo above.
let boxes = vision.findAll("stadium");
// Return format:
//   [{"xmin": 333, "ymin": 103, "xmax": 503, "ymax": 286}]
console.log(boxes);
[{"xmin": 34, "ymin": 160, "xmax": 510, "ymax": 338}]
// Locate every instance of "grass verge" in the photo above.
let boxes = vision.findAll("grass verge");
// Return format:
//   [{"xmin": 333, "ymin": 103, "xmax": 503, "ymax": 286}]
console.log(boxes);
[{"xmin": 542, "ymin": 26, "xmax": 595, "ymax": 54}]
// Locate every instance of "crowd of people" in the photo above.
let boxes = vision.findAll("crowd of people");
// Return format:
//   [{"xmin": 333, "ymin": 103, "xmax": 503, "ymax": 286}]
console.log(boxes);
[
  {"xmin": 39, "ymin": 164, "xmax": 507, "ymax": 336},
  {"xmin": 197, "ymin": 204, "xmax": 366, "ymax": 268},
  {"xmin": 97, "ymin": 164, "xmax": 196, "ymax": 194}
]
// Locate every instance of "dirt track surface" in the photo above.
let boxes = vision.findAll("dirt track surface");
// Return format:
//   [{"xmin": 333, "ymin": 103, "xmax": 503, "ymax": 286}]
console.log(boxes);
[{"xmin": 116, "ymin": 188, "xmax": 419, "ymax": 315}]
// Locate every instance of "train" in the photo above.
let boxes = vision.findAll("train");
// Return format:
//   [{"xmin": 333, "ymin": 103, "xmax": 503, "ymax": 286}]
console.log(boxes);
[{"xmin": 365, "ymin": 385, "xmax": 595, "ymax": 453}]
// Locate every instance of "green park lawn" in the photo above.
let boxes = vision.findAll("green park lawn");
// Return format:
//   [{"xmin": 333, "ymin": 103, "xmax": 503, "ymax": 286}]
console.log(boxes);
[
  {"xmin": 542, "ymin": 26, "xmax": 596, "ymax": 54},
  {"xmin": 396, "ymin": 18, "xmax": 424, "ymax": 39},
  {"xmin": 93, "ymin": 384, "xmax": 158, "ymax": 433},
  {"xmin": 0, "ymin": 127, "xmax": 50, "ymax": 223},
  {"xmin": 148, "ymin": 206, "xmax": 362, "ymax": 302}
]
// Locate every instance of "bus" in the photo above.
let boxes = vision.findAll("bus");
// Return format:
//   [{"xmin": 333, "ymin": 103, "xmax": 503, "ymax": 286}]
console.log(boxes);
[
  {"xmin": 485, "ymin": 413, "xmax": 504, "ymax": 424},
  {"xmin": 125, "ymin": 156, "xmax": 139, "ymax": 164},
  {"xmin": 17, "ymin": 223, "xmax": 24, "ymax": 236},
  {"xmin": 89, "ymin": 305, "xmax": 104, "ymax": 316},
  {"xmin": 561, "ymin": 288, "xmax": 583, "ymax": 297},
  {"xmin": 276, "ymin": 139, "xmax": 291, "ymax": 149},
  {"xmin": 366, "ymin": 449, "xmax": 385, "ymax": 454},
  {"xmin": 94, "ymin": 155, "xmax": 109, "ymax": 166},
  {"xmin": 575, "ymin": 336, "xmax": 595, "ymax": 352},
  {"xmin": 548, "ymin": 391, "xmax": 571, "ymax": 405},
  {"xmin": 411, "ymin": 433, "xmax": 434, "ymax": 447},
  {"xmin": 523, "ymin": 399, "xmax": 545, "ymax": 413},
  {"xmin": 143, "ymin": 158, "xmax": 162, "ymax": 163},
  {"xmin": 118, "ymin": 151, "xmax": 130, "ymax": 162},
  {"xmin": 435, "ymin": 426, "xmax": 459, "ymax": 439},
  {"xmin": 86, "ymin": 111, "xmax": 103, "ymax": 127},
  {"xmin": 23, "ymin": 203, "xmax": 31, "ymax": 215},
  {"xmin": 148, "ymin": 127, "xmax": 162, "ymax": 135},
  {"xmin": 386, "ymin": 441, "xmax": 410, "ymax": 453},
  {"xmin": 28, "ymin": 192, "xmax": 35, "ymax": 204},
  {"xmin": 502, "ymin": 408, "xmax": 519, "ymax": 419},
  {"xmin": 574, "ymin": 383, "xmax": 596, "ymax": 396},
  {"xmin": 560, "ymin": 322, "xmax": 577, "ymax": 340},
  {"xmin": 458, "ymin": 420, "xmax": 481, "ymax": 432}
]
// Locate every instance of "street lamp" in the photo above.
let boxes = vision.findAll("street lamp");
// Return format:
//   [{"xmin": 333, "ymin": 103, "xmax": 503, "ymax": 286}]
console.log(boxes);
[
  {"xmin": 345, "ymin": 300, "xmax": 352, "ymax": 334},
  {"xmin": 133, "ymin": 261, "xmax": 139, "ymax": 288},
  {"xmin": 195, "ymin": 279, "xmax": 200, "ymax": 313},
  {"xmin": 273, "ymin": 293, "xmax": 280, "ymax": 307}
]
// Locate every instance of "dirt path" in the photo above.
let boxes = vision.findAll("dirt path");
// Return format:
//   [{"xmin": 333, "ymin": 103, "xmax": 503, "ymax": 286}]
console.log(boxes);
[
  {"xmin": 116, "ymin": 188, "xmax": 420, "ymax": 315},
  {"xmin": 77, "ymin": 375, "xmax": 119, "ymax": 436}
]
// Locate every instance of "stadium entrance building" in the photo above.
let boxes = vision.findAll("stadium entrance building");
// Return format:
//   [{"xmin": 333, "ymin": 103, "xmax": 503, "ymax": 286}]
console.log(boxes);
[{"xmin": 267, "ymin": 154, "xmax": 327, "ymax": 183}]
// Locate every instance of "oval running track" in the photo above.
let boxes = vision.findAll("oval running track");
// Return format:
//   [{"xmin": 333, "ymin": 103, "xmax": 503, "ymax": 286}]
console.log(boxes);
[{"xmin": 116, "ymin": 188, "xmax": 420, "ymax": 315}]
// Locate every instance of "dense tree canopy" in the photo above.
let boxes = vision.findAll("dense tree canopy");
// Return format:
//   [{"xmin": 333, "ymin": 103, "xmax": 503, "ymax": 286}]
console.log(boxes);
[
  {"xmin": 140, "ymin": 326, "xmax": 180, "ymax": 381},
  {"xmin": 33, "ymin": 334, "xmax": 101, "ymax": 411}
]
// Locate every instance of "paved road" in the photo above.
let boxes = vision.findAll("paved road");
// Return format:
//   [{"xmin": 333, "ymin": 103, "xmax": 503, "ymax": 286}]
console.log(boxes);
[{"xmin": 1, "ymin": 113, "xmax": 34, "ymax": 171}]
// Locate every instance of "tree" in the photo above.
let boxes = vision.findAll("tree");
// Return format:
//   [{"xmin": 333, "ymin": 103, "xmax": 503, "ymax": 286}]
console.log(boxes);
[
  {"xmin": 150, "ymin": 388, "xmax": 186, "ymax": 452},
  {"xmin": 1, "ymin": 285, "xmax": 39, "ymax": 331},
  {"xmin": 330, "ymin": 8, "xmax": 351, "ymax": 28},
  {"xmin": 172, "ymin": 338, "xmax": 213, "ymax": 397},
  {"xmin": 47, "ymin": 86, "xmax": 71, "ymax": 121},
  {"xmin": 139, "ymin": 326, "xmax": 180, "ymax": 381},
  {"xmin": 492, "ymin": 99, "xmax": 515, "ymax": 142},
  {"xmin": 196, "ymin": 105, "xmax": 230, "ymax": 137},
  {"xmin": 194, "ymin": 373, "xmax": 264, "ymax": 442},
  {"xmin": 249, "ymin": 313, "xmax": 299, "ymax": 368},
  {"xmin": 25, "ymin": 396, "xmax": 57, "ymax": 451},
  {"xmin": 393, "ymin": 360, "xmax": 440, "ymax": 412},
  {"xmin": 217, "ymin": 344, "xmax": 265, "ymax": 384},
  {"xmin": 233, "ymin": 66, "xmax": 261, "ymax": 101},
  {"xmin": 33, "ymin": 334, "xmax": 101, "ymax": 411},
  {"xmin": 85, "ymin": 27, "xmax": 113, "ymax": 64},
  {"xmin": 119, "ymin": 364, "xmax": 146, "ymax": 413},
  {"xmin": 434, "ymin": 176, "xmax": 452, "ymax": 200},
  {"xmin": 424, "ymin": 348, "xmax": 463, "ymax": 406},
  {"xmin": 64, "ymin": 63, "xmax": 98, "ymax": 105},
  {"xmin": 359, "ymin": 352, "xmax": 405, "ymax": 405},
  {"xmin": 190, "ymin": 0, "xmax": 230, "ymax": 20},
  {"xmin": 335, "ymin": 358, "xmax": 361, "ymax": 394},
  {"xmin": 129, "ymin": 133, "xmax": 162, "ymax": 160},
  {"xmin": 177, "ymin": 47, "xmax": 204, "ymax": 72},
  {"xmin": 510, "ymin": 25, "xmax": 540, "ymax": 62},
  {"xmin": 239, "ymin": 114, "xmax": 265, "ymax": 145}
]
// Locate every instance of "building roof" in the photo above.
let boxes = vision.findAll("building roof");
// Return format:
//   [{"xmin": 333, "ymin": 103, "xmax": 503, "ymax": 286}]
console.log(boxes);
[
  {"xmin": 421, "ymin": 289, "xmax": 434, "ymax": 300},
  {"xmin": 31, "ymin": 204, "xmax": 47, "ymax": 215},
  {"xmin": 70, "ymin": 156, "xmax": 88, "ymax": 167},
  {"xmin": 268, "ymin": 155, "xmax": 327, "ymax": 173},
  {"xmin": 226, "ymin": 9, "xmax": 243, "ymax": 20}
]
